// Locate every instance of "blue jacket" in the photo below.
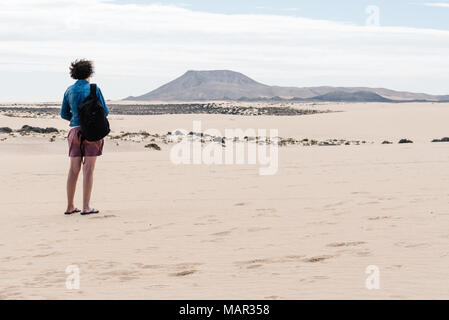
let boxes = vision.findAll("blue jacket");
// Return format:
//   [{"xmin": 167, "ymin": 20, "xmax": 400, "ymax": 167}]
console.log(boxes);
[{"xmin": 61, "ymin": 80, "xmax": 109, "ymax": 127}]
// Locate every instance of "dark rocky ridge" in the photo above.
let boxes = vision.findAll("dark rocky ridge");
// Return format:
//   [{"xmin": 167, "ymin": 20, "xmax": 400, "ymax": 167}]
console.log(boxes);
[
  {"xmin": 125, "ymin": 70, "xmax": 449, "ymax": 102},
  {"xmin": 0, "ymin": 104, "xmax": 330, "ymax": 117},
  {"xmin": 311, "ymin": 91, "xmax": 393, "ymax": 102},
  {"xmin": 108, "ymin": 104, "xmax": 327, "ymax": 116},
  {"xmin": 0, "ymin": 126, "xmax": 444, "ymax": 148}
]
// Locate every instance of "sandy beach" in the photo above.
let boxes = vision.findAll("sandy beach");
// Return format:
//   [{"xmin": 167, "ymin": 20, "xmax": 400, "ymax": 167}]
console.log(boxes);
[{"xmin": 1, "ymin": 101, "xmax": 449, "ymax": 299}]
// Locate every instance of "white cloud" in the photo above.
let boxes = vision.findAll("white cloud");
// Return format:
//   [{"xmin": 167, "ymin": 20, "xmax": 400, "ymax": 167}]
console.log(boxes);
[
  {"xmin": 424, "ymin": 2, "xmax": 449, "ymax": 8},
  {"xmin": 1, "ymin": 0, "xmax": 449, "ymax": 101}
]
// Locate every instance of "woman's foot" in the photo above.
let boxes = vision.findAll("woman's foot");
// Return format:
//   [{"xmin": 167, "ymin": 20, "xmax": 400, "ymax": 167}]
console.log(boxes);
[
  {"xmin": 64, "ymin": 208, "xmax": 81, "ymax": 215},
  {"xmin": 81, "ymin": 208, "xmax": 99, "ymax": 215}
]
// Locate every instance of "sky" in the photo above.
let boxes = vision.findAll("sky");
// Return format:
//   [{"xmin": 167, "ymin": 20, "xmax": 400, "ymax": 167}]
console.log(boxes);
[{"xmin": 1, "ymin": 0, "xmax": 449, "ymax": 102}]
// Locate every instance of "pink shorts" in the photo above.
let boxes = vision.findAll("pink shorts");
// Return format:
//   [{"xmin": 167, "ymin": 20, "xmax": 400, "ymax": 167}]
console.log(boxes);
[{"xmin": 68, "ymin": 127, "xmax": 104, "ymax": 157}]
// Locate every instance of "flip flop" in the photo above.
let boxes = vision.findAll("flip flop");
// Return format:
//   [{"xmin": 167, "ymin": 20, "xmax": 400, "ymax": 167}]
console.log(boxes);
[
  {"xmin": 64, "ymin": 208, "xmax": 81, "ymax": 215},
  {"xmin": 81, "ymin": 208, "xmax": 99, "ymax": 215}
]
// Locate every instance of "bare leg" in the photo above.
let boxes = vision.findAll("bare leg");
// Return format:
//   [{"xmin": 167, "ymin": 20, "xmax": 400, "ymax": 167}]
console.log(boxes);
[
  {"xmin": 66, "ymin": 157, "xmax": 82, "ymax": 213},
  {"xmin": 82, "ymin": 156, "xmax": 97, "ymax": 212}
]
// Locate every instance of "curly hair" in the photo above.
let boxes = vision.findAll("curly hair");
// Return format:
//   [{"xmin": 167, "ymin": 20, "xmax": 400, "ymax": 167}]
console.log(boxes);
[{"xmin": 69, "ymin": 59, "xmax": 94, "ymax": 80}]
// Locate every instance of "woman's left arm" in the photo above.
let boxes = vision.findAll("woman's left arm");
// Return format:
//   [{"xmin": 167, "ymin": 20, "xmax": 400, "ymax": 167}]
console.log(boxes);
[{"xmin": 97, "ymin": 87, "xmax": 109, "ymax": 116}]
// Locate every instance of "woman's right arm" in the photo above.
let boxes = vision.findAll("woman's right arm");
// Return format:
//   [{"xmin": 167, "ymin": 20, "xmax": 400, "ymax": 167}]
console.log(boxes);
[{"xmin": 60, "ymin": 91, "xmax": 72, "ymax": 121}]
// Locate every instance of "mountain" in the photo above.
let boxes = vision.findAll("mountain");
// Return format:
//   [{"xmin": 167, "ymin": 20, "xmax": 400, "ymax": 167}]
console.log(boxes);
[
  {"xmin": 124, "ymin": 70, "xmax": 449, "ymax": 102},
  {"xmin": 312, "ymin": 91, "xmax": 393, "ymax": 102},
  {"xmin": 125, "ymin": 70, "xmax": 275, "ymax": 101}
]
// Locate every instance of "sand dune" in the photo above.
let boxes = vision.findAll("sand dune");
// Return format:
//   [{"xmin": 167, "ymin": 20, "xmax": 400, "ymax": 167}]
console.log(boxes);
[{"xmin": 1, "ymin": 102, "xmax": 449, "ymax": 299}]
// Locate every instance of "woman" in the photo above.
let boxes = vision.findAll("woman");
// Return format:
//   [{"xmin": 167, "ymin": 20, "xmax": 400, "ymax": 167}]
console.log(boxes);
[{"xmin": 60, "ymin": 59, "xmax": 109, "ymax": 215}]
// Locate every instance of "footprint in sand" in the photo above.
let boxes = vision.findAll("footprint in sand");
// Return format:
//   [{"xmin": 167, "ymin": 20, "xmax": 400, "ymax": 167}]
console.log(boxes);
[
  {"xmin": 94, "ymin": 234, "xmax": 109, "ymax": 239},
  {"xmin": 234, "ymin": 202, "xmax": 248, "ymax": 206},
  {"xmin": 175, "ymin": 262, "xmax": 203, "ymax": 269},
  {"xmin": 247, "ymin": 227, "xmax": 271, "ymax": 232},
  {"xmin": 89, "ymin": 214, "xmax": 117, "ymax": 219},
  {"xmin": 367, "ymin": 216, "xmax": 392, "ymax": 221},
  {"xmin": 211, "ymin": 230, "xmax": 232, "ymax": 236},
  {"xmin": 395, "ymin": 242, "xmax": 430, "ymax": 248},
  {"xmin": 145, "ymin": 284, "xmax": 169, "ymax": 289},
  {"xmin": 303, "ymin": 255, "xmax": 336, "ymax": 263},
  {"xmin": 358, "ymin": 201, "xmax": 380, "ymax": 205},
  {"xmin": 323, "ymin": 201, "xmax": 346, "ymax": 208},
  {"xmin": 355, "ymin": 249, "xmax": 371, "ymax": 257},
  {"xmin": 326, "ymin": 241, "xmax": 366, "ymax": 247},
  {"xmin": 256, "ymin": 208, "xmax": 277, "ymax": 213},
  {"xmin": 351, "ymin": 191, "xmax": 370, "ymax": 195},
  {"xmin": 385, "ymin": 265, "xmax": 402, "ymax": 270},
  {"xmin": 309, "ymin": 220, "xmax": 338, "ymax": 226},
  {"xmin": 237, "ymin": 258, "xmax": 273, "ymax": 266},
  {"xmin": 96, "ymin": 261, "xmax": 119, "ymax": 268},
  {"xmin": 201, "ymin": 238, "xmax": 222, "ymax": 243},
  {"xmin": 254, "ymin": 208, "xmax": 279, "ymax": 218},
  {"xmin": 299, "ymin": 278, "xmax": 316, "ymax": 284},
  {"xmin": 170, "ymin": 270, "xmax": 198, "ymax": 277},
  {"xmin": 149, "ymin": 223, "xmax": 176, "ymax": 230},
  {"xmin": 134, "ymin": 263, "xmax": 164, "ymax": 270},
  {"xmin": 237, "ymin": 255, "xmax": 305, "ymax": 267},
  {"xmin": 32, "ymin": 252, "xmax": 61, "ymax": 258},
  {"xmin": 99, "ymin": 269, "xmax": 142, "ymax": 282}
]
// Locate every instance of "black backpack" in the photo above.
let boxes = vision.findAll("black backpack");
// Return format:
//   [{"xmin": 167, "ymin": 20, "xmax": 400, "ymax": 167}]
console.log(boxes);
[{"xmin": 78, "ymin": 83, "xmax": 110, "ymax": 142}]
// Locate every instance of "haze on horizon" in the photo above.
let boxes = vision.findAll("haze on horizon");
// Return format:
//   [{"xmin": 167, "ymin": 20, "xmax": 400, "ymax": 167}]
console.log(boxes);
[{"xmin": 1, "ymin": 0, "xmax": 449, "ymax": 102}]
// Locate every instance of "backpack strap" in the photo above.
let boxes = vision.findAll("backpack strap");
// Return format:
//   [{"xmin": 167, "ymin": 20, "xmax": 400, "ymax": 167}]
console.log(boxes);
[
  {"xmin": 77, "ymin": 129, "xmax": 86, "ymax": 164},
  {"xmin": 90, "ymin": 83, "xmax": 97, "ymax": 99}
]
